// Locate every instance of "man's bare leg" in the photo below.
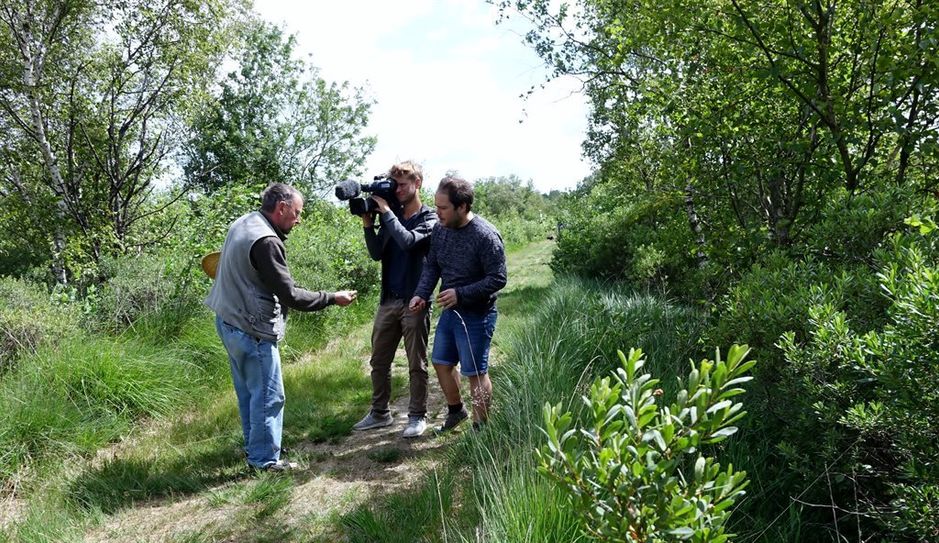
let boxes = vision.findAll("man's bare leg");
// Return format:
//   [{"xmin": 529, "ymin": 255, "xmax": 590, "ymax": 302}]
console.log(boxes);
[{"xmin": 434, "ymin": 363, "xmax": 462, "ymax": 405}]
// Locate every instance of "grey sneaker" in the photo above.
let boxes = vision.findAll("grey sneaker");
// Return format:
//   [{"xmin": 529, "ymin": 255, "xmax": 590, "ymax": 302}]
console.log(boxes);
[
  {"xmin": 402, "ymin": 416, "xmax": 427, "ymax": 438},
  {"xmin": 353, "ymin": 411, "xmax": 394, "ymax": 431},
  {"xmin": 436, "ymin": 409, "xmax": 468, "ymax": 433}
]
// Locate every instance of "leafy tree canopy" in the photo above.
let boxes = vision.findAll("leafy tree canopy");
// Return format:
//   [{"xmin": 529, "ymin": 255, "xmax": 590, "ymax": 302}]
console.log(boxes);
[{"xmin": 184, "ymin": 19, "xmax": 376, "ymax": 196}]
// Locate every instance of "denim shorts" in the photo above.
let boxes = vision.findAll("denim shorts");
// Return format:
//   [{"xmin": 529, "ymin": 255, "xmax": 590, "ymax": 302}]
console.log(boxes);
[{"xmin": 431, "ymin": 307, "xmax": 498, "ymax": 376}]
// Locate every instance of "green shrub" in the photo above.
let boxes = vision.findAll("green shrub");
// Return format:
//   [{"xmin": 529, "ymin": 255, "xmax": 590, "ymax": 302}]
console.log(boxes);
[
  {"xmin": 538, "ymin": 346, "xmax": 755, "ymax": 542},
  {"xmin": 0, "ymin": 276, "xmax": 80, "ymax": 373},
  {"xmin": 89, "ymin": 251, "xmax": 203, "ymax": 335},
  {"xmin": 0, "ymin": 191, "xmax": 54, "ymax": 279},
  {"xmin": 711, "ymin": 251, "xmax": 884, "ymax": 375},
  {"xmin": 488, "ymin": 212, "xmax": 553, "ymax": 248},
  {"xmin": 775, "ymin": 231, "xmax": 939, "ymax": 541},
  {"xmin": 551, "ymin": 189, "xmax": 692, "ymax": 290},
  {"xmin": 800, "ymin": 188, "xmax": 911, "ymax": 263},
  {"xmin": 284, "ymin": 198, "xmax": 379, "ymax": 295}
]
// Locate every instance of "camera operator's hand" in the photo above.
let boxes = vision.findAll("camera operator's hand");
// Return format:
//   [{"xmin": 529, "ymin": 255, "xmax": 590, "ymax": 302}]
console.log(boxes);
[
  {"xmin": 371, "ymin": 195, "xmax": 391, "ymax": 214},
  {"xmin": 361, "ymin": 213, "xmax": 375, "ymax": 228},
  {"xmin": 436, "ymin": 288, "xmax": 458, "ymax": 310},
  {"xmin": 334, "ymin": 290, "xmax": 358, "ymax": 306},
  {"xmin": 408, "ymin": 296, "xmax": 426, "ymax": 313}
]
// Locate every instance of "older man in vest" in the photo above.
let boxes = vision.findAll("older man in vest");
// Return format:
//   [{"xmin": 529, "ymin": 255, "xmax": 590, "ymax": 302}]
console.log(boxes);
[{"xmin": 206, "ymin": 183, "xmax": 356, "ymax": 471}]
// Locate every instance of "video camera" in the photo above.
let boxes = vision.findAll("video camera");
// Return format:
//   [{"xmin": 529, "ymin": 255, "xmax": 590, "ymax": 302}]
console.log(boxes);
[{"xmin": 334, "ymin": 175, "xmax": 400, "ymax": 216}]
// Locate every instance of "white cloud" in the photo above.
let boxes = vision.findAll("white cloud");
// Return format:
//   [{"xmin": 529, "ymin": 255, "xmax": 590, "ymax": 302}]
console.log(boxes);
[{"xmin": 254, "ymin": 0, "xmax": 591, "ymax": 192}]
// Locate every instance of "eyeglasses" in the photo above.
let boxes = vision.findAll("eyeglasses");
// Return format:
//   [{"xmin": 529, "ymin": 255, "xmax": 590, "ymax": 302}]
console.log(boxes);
[{"xmin": 280, "ymin": 202, "xmax": 302, "ymax": 219}]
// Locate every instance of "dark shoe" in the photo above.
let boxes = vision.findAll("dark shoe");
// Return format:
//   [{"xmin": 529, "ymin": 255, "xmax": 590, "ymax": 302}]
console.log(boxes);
[{"xmin": 436, "ymin": 409, "xmax": 468, "ymax": 433}]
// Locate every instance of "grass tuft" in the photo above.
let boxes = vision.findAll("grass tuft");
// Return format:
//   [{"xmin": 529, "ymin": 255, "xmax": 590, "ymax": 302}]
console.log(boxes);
[
  {"xmin": 0, "ymin": 330, "xmax": 226, "ymax": 481},
  {"xmin": 244, "ymin": 473, "xmax": 294, "ymax": 519},
  {"xmin": 336, "ymin": 270, "xmax": 707, "ymax": 542},
  {"xmin": 365, "ymin": 447, "xmax": 403, "ymax": 464}
]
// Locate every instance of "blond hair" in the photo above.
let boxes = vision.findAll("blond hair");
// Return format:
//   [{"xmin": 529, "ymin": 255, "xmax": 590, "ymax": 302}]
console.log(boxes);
[{"xmin": 387, "ymin": 160, "xmax": 424, "ymax": 184}]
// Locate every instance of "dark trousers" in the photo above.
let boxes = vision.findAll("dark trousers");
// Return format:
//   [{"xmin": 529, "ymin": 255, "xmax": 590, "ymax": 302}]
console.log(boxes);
[{"xmin": 369, "ymin": 299, "xmax": 430, "ymax": 418}]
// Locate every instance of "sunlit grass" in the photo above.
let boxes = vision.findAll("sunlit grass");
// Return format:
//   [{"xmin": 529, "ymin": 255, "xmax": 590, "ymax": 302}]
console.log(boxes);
[
  {"xmin": 335, "ymin": 238, "xmax": 708, "ymax": 542},
  {"xmin": 340, "ymin": 467, "xmax": 465, "ymax": 543},
  {"xmin": 1, "ymin": 290, "xmax": 378, "ymax": 541}
]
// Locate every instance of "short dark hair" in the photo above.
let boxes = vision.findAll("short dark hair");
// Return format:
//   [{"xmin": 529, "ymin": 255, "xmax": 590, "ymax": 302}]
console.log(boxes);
[
  {"xmin": 437, "ymin": 175, "xmax": 473, "ymax": 212},
  {"xmin": 260, "ymin": 183, "xmax": 302, "ymax": 212}
]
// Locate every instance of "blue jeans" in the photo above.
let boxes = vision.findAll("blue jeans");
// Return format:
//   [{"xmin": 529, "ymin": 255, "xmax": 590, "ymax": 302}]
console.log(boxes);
[
  {"xmin": 431, "ymin": 307, "xmax": 498, "ymax": 376},
  {"xmin": 215, "ymin": 315, "xmax": 284, "ymax": 468}
]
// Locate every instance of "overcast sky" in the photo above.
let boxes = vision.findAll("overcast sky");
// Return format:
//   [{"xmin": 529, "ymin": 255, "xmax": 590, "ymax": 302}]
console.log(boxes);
[{"xmin": 253, "ymin": 0, "xmax": 591, "ymax": 193}]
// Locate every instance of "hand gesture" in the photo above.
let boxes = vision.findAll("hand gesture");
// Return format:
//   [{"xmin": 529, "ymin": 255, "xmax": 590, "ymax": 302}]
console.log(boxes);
[
  {"xmin": 408, "ymin": 296, "xmax": 427, "ymax": 313},
  {"xmin": 436, "ymin": 288, "xmax": 458, "ymax": 310},
  {"xmin": 334, "ymin": 290, "xmax": 358, "ymax": 306}
]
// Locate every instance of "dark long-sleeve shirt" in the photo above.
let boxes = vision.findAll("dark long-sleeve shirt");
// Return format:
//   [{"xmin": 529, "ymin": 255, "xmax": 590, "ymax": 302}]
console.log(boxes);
[
  {"xmin": 250, "ymin": 214, "xmax": 335, "ymax": 317},
  {"xmin": 364, "ymin": 205, "xmax": 437, "ymax": 302},
  {"xmin": 415, "ymin": 215, "xmax": 507, "ymax": 313}
]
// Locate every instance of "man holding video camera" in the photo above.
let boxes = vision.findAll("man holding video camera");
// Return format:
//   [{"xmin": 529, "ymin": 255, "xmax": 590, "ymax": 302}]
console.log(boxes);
[{"xmin": 353, "ymin": 161, "xmax": 438, "ymax": 438}]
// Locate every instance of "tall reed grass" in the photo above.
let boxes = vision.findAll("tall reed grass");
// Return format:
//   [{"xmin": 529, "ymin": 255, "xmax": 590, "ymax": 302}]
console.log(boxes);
[
  {"xmin": 339, "ymin": 276, "xmax": 706, "ymax": 541},
  {"xmin": 452, "ymin": 278, "xmax": 705, "ymax": 541},
  {"xmin": 0, "ymin": 318, "xmax": 223, "ymax": 481}
]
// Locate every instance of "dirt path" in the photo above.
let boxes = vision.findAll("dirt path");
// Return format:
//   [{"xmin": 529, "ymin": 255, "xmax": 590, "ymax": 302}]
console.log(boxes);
[
  {"xmin": 72, "ymin": 240, "xmax": 552, "ymax": 542},
  {"xmin": 81, "ymin": 334, "xmax": 459, "ymax": 542}
]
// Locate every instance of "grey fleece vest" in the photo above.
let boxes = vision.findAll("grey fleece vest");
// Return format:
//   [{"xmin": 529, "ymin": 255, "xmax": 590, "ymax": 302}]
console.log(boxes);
[{"xmin": 205, "ymin": 211, "xmax": 285, "ymax": 341}]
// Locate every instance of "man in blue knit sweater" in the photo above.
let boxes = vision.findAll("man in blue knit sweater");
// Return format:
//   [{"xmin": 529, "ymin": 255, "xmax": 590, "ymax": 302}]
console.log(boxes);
[{"xmin": 410, "ymin": 175, "xmax": 507, "ymax": 431}]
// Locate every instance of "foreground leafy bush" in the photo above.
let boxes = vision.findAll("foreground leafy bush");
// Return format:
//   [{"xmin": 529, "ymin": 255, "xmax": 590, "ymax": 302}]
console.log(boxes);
[
  {"xmin": 539, "ymin": 345, "xmax": 755, "ymax": 542},
  {"xmin": 777, "ymin": 231, "xmax": 939, "ymax": 541}
]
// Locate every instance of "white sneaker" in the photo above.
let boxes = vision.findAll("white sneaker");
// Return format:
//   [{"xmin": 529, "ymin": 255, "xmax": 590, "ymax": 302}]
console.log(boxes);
[{"xmin": 402, "ymin": 416, "xmax": 427, "ymax": 438}]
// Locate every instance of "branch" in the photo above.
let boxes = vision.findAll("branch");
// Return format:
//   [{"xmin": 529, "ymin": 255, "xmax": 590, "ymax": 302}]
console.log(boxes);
[{"xmin": 729, "ymin": 0, "xmax": 828, "ymax": 122}]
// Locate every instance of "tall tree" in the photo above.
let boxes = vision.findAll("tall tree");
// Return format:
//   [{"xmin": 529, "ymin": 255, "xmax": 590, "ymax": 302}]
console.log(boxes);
[
  {"xmin": 185, "ymin": 20, "xmax": 376, "ymax": 196},
  {"xmin": 0, "ymin": 0, "xmax": 95, "ymax": 283},
  {"xmin": 0, "ymin": 0, "xmax": 240, "ymax": 283},
  {"xmin": 499, "ymin": 0, "xmax": 938, "ymax": 251}
]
